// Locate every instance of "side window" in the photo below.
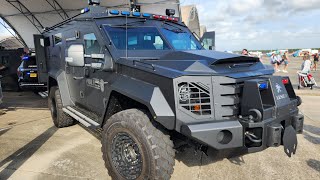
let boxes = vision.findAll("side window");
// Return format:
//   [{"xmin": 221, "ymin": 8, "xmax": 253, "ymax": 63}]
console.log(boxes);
[
  {"xmin": 54, "ymin": 33, "xmax": 62, "ymax": 45},
  {"xmin": 84, "ymin": 33, "xmax": 101, "ymax": 55},
  {"xmin": 44, "ymin": 37, "xmax": 51, "ymax": 47},
  {"xmin": 154, "ymin": 36, "xmax": 165, "ymax": 50}
]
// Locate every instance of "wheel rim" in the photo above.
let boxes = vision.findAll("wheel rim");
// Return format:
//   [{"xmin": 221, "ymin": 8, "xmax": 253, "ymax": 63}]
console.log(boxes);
[{"xmin": 111, "ymin": 132, "xmax": 143, "ymax": 179}]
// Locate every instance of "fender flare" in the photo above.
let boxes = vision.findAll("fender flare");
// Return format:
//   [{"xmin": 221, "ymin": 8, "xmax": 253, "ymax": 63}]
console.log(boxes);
[
  {"xmin": 48, "ymin": 69, "xmax": 74, "ymax": 106},
  {"xmin": 109, "ymin": 75, "xmax": 175, "ymax": 130}
]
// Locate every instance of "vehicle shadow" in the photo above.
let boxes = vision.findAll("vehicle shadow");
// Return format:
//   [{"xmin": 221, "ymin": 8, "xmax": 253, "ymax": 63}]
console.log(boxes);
[
  {"xmin": 0, "ymin": 126, "xmax": 57, "ymax": 179},
  {"xmin": 303, "ymin": 124, "xmax": 320, "ymax": 145},
  {"xmin": 175, "ymin": 147, "xmax": 246, "ymax": 167},
  {"xmin": 0, "ymin": 92, "xmax": 47, "ymax": 113},
  {"xmin": 306, "ymin": 159, "xmax": 320, "ymax": 173}
]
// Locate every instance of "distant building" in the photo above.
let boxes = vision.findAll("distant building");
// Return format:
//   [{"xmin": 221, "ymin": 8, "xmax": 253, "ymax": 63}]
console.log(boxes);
[{"xmin": 181, "ymin": 5, "xmax": 201, "ymax": 37}]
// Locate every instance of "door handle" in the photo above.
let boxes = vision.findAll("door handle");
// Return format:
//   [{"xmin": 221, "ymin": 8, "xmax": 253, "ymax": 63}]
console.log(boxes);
[{"xmin": 73, "ymin": 77, "xmax": 84, "ymax": 80}]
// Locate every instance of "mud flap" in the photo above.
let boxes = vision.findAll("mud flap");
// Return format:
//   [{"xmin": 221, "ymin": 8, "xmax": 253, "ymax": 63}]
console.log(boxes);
[{"xmin": 283, "ymin": 125, "xmax": 297, "ymax": 157}]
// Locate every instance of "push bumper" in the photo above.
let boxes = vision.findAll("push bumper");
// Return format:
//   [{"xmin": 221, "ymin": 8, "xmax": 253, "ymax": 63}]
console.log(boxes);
[{"xmin": 181, "ymin": 112, "xmax": 304, "ymax": 156}]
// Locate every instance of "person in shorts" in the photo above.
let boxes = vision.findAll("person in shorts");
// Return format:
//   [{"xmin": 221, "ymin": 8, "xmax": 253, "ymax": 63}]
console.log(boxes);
[
  {"xmin": 312, "ymin": 52, "xmax": 319, "ymax": 71},
  {"xmin": 280, "ymin": 51, "xmax": 290, "ymax": 73}
]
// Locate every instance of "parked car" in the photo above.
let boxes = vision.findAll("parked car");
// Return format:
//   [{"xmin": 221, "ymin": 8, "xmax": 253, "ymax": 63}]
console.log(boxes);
[{"xmin": 17, "ymin": 55, "xmax": 46, "ymax": 92}]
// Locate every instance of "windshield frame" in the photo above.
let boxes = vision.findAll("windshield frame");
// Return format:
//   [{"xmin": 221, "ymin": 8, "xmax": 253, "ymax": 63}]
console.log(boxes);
[{"xmin": 101, "ymin": 19, "xmax": 203, "ymax": 52}]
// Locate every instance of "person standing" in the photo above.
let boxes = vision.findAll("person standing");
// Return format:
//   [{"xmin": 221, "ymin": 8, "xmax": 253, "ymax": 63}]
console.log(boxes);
[
  {"xmin": 312, "ymin": 52, "xmax": 319, "ymax": 71},
  {"xmin": 270, "ymin": 53, "xmax": 280, "ymax": 72},
  {"xmin": 241, "ymin": 49, "xmax": 249, "ymax": 56},
  {"xmin": 281, "ymin": 51, "xmax": 290, "ymax": 73}
]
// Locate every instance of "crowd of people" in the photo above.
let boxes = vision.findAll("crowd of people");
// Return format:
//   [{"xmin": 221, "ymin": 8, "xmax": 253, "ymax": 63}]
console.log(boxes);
[
  {"xmin": 269, "ymin": 51, "xmax": 290, "ymax": 73},
  {"xmin": 241, "ymin": 48, "xmax": 320, "ymax": 74}
]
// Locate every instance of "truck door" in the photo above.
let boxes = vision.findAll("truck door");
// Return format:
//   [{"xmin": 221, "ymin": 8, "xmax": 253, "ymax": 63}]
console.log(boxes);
[
  {"xmin": 34, "ymin": 35, "xmax": 48, "ymax": 84},
  {"xmin": 82, "ymin": 29, "xmax": 111, "ymax": 117},
  {"xmin": 63, "ymin": 31, "xmax": 87, "ymax": 108}
]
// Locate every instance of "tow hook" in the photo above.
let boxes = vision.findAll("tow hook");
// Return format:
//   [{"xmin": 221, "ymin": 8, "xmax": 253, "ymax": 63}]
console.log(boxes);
[{"xmin": 245, "ymin": 131, "xmax": 262, "ymax": 143}]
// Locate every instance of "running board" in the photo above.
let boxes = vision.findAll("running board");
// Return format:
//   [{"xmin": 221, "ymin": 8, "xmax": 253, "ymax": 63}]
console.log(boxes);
[
  {"xmin": 62, "ymin": 106, "xmax": 100, "ymax": 128},
  {"xmin": 38, "ymin": 91, "xmax": 48, "ymax": 98}
]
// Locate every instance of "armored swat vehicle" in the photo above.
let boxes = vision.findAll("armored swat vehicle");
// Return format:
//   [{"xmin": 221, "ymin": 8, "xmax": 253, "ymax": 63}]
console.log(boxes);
[{"xmin": 34, "ymin": 2, "xmax": 304, "ymax": 179}]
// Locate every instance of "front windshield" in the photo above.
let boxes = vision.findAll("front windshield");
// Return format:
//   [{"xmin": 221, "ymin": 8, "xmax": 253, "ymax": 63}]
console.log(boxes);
[
  {"xmin": 103, "ymin": 23, "xmax": 203, "ymax": 51},
  {"xmin": 103, "ymin": 25, "xmax": 170, "ymax": 50},
  {"xmin": 160, "ymin": 24, "xmax": 203, "ymax": 50}
]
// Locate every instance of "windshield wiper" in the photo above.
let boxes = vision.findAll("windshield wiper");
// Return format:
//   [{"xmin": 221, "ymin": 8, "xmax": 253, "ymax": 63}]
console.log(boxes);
[
  {"xmin": 112, "ymin": 19, "xmax": 147, "ymax": 27},
  {"xmin": 162, "ymin": 22, "xmax": 186, "ymax": 33}
]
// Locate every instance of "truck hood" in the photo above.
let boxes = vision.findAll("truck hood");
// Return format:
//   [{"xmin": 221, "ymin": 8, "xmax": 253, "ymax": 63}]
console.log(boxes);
[{"xmin": 118, "ymin": 50, "xmax": 274, "ymax": 79}]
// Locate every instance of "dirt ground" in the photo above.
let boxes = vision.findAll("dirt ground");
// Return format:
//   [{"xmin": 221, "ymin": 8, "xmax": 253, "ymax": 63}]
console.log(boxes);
[{"xmin": 0, "ymin": 57, "xmax": 320, "ymax": 179}]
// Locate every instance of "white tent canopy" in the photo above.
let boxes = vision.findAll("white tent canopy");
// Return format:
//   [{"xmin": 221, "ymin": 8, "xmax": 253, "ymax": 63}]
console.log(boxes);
[{"xmin": 0, "ymin": 0, "xmax": 180, "ymax": 48}]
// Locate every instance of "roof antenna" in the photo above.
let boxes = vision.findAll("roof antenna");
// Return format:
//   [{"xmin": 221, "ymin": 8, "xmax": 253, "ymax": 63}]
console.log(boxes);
[
  {"xmin": 125, "ymin": 10, "xmax": 128, "ymax": 59},
  {"xmin": 126, "ymin": 1, "xmax": 129, "ymax": 59}
]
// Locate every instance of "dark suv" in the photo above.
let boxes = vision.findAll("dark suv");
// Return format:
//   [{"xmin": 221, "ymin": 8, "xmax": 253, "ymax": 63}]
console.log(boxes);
[
  {"xmin": 17, "ymin": 55, "xmax": 46, "ymax": 91},
  {"xmin": 34, "ymin": 4, "xmax": 304, "ymax": 180}
]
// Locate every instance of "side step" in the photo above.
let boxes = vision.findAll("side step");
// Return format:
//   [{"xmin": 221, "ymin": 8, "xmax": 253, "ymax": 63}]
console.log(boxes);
[
  {"xmin": 62, "ymin": 106, "xmax": 100, "ymax": 128},
  {"xmin": 38, "ymin": 91, "xmax": 48, "ymax": 98}
]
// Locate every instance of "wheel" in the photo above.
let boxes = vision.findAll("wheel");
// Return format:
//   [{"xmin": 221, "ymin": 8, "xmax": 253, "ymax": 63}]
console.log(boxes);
[
  {"xmin": 101, "ymin": 109, "xmax": 175, "ymax": 180},
  {"xmin": 48, "ymin": 86, "xmax": 74, "ymax": 128}
]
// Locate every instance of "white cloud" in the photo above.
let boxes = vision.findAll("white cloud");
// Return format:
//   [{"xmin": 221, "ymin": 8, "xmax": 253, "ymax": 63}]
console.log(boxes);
[{"xmin": 181, "ymin": 0, "xmax": 320, "ymax": 50}]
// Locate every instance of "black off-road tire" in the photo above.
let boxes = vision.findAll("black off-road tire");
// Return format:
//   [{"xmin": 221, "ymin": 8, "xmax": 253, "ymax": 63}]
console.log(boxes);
[
  {"xmin": 101, "ymin": 109, "xmax": 175, "ymax": 180},
  {"xmin": 48, "ymin": 86, "xmax": 74, "ymax": 128}
]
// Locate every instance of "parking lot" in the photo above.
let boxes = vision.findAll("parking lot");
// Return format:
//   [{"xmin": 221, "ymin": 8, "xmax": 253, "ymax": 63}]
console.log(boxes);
[{"xmin": 0, "ymin": 57, "xmax": 320, "ymax": 180}]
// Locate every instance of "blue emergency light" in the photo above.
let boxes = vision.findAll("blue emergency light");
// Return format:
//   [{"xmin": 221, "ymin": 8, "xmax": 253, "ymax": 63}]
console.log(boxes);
[
  {"xmin": 132, "ymin": 12, "xmax": 141, "ymax": 17},
  {"xmin": 109, "ymin": 10, "xmax": 119, "ymax": 15},
  {"xmin": 258, "ymin": 82, "xmax": 268, "ymax": 90},
  {"xmin": 81, "ymin": 7, "xmax": 90, "ymax": 14},
  {"xmin": 142, "ymin": 13, "xmax": 151, "ymax": 17},
  {"xmin": 121, "ymin": 11, "xmax": 130, "ymax": 16},
  {"xmin": 22, "ymin": 56, "xmax": 29, "ymax": 61}
]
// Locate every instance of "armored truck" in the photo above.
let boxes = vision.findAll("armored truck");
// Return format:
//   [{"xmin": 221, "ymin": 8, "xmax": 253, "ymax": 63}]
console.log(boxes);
[{"xmin": 34, "ymin": 3, "xmax": 304, "ymax": 180}]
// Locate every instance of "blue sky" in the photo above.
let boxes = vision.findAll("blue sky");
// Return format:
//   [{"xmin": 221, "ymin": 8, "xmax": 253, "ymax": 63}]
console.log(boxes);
[
  {"xmin": 1, "ymin": 0, "xmax": 320, "ymax": 51},
  {"xmin": 181, "ymin": 0, "xmax": 320, "ymax": 51}
]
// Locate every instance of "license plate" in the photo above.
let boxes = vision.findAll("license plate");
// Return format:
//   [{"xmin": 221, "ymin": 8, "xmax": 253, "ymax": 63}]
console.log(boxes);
[{"xmin": 30, "ymin": 73, "xmax": 37, "ymax": 78}]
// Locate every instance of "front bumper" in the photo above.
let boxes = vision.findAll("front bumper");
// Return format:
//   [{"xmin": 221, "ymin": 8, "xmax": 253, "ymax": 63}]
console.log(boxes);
[{"xmin": 181, "ymin": 111, "xmax": 304, "ymax": 154}]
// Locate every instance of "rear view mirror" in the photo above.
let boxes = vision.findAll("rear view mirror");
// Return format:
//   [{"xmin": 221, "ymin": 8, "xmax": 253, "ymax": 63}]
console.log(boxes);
[{"xmin": 66, "ymin": 44, "xmax": 84, "ymax": 67}]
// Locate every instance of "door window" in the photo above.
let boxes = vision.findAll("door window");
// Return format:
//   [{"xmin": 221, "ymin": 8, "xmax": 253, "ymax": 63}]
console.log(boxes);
[{"xmin": 84, "ymin": 33, "xmax": 101, "ymax": 55}]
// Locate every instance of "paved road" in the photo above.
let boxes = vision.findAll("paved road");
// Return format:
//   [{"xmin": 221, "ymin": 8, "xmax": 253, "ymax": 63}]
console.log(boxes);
[{"xmin": 0, "ymin": 91, "xmax": 319, "ymax": 180}]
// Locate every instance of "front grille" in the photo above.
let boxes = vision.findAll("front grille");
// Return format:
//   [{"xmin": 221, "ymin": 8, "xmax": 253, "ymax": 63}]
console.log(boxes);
[
  {"xmin": 178, "ymin": 82, "xmax": 211, "ymax": 116},
  {"xmin": 212, "ymin": 76, "xmax": 246, "ymax": 120},
  {"xmin": 219, "ymin": 82, "xmax": 244, "ymax": 118}
]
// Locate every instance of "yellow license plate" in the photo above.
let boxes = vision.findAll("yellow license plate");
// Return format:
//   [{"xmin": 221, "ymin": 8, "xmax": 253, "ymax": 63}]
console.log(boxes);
[{"xmin": 30, "ymin": 73, "xmax": 37, "ymax": 78}]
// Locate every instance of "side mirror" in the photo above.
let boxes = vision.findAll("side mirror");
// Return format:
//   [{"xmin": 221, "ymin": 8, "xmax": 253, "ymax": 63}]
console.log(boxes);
[{"xmin": 65, "ymin": 44, "xmax": 84, "ymax": 67}]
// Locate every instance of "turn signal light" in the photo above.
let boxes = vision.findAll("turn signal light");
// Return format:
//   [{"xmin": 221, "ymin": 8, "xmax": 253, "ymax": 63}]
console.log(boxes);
[{"xmin": 194, "ymin": 105, "xmax": 201, "ymax": 111}]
